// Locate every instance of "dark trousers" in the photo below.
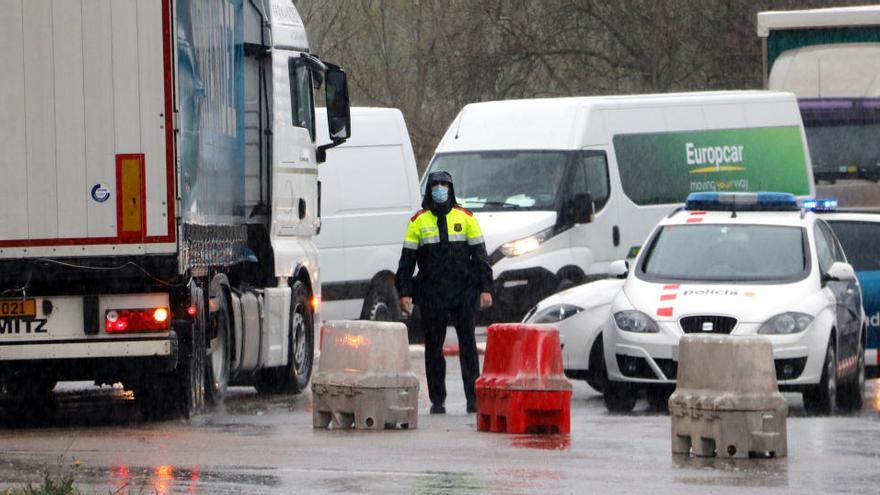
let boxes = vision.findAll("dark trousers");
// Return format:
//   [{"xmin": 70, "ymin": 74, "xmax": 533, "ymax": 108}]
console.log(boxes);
[{"xmin": 420, "ymin": 301, "xmax": 480, "ymax": 406}]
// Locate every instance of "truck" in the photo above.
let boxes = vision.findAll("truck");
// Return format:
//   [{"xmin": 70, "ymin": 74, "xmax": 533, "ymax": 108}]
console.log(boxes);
[
  {"xmin": 758, "ymin": 6, "xmax": 880, "ymax": 205},
  {"xmin": 425, "ymin": 92, "xmax": 816, "ymax": 321},
  {"xmin": 0, "ymin": 0, "xmax": 351, "ymax": 419}
]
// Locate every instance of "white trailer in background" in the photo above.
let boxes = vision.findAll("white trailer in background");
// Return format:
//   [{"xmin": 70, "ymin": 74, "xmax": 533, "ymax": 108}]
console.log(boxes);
[
  {"xmin": 758, "ymin": 6, "xmax": 880, "ymax": 199},
  {"xmin": 0, "ymin": 0, "xmax": 352, "ymax": 419}
]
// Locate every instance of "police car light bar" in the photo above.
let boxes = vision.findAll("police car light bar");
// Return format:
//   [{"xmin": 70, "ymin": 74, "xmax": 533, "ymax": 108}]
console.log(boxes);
[
  {"xmin": 685, "ymin": 192, "xmax": 800, "ymax": 212},
  {"xmin": 801, "ymin": 198, "xmax": 838, "ymax": 212}
]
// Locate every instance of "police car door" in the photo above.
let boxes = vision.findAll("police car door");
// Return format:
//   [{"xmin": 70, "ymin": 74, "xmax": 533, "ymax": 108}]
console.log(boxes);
[
  {"xmin": 565, "ymin": 149, "xmax": 621, "ymax": 278},
  {"xmin": 816, "ymin": 221, "xmax": 862, "ymax": 365}
]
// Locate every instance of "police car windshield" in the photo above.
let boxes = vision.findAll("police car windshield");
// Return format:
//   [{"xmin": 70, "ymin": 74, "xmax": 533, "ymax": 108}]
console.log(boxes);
[
  {"xmin": 640, "ymin": 224, "xmax": 808, "ymax": 282},
  {"xmin": 826, "ymin": 220, "xmax": 880, "ymax": 271},
  {"xmin": 427, "ymin": 151, "xmax": 568, "ymax": 211}
]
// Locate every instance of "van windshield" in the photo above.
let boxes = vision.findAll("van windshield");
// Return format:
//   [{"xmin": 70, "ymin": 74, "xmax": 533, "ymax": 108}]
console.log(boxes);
[
  {"xmin": 639, "ymin": 224, "xmax": 808, "ymax": 282},
  {"xmin": 427, "ymin": 151, "xmax": 569, "ymax": 211}
]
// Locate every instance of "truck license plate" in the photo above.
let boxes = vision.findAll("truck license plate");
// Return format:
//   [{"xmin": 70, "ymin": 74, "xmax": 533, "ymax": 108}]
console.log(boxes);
[{"xmin": 0, "ymin": 299, "xmax": 36, "ymax": 319}]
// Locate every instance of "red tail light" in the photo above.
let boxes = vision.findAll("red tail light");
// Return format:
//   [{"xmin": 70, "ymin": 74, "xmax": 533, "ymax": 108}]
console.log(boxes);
[{"xmin": 105, "ymin": 308, "xmax": 171, "ymax": 333}]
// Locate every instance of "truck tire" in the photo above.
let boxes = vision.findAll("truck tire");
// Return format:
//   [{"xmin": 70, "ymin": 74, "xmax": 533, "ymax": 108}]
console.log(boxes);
[
  {"xmin": 205, "ymin": 292, "xmax": 231, "ymax": 406},
  {"xmin": 2, "ymin": 373, "xmax": 56, "ymax": 401},
  {"xmin": 803, "ymin": 340, "xmax": 837, "ymax": 415},
  {"xmin": 603, "ymin": 380, "xmax": 636, "ymax": 413},
  {"xmin": 360, "ymin": 279, "xmax": 401, "ymax": 322},
  {"xmin": 256, "ymin": 281, "xmax": 314, "ymax": 394},
  {"xmin": 837, "ymin": 341, "xmax": 865, "ymax": 413},
  {"xmin": 176, "ymin": 292, "xmax": 206, "ymax": 418}
]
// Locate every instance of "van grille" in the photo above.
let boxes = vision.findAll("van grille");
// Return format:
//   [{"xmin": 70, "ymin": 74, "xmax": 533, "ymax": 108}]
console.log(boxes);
[{"xmin": 679, "ymin": 315, "xmax": 737, "ymax": 334}]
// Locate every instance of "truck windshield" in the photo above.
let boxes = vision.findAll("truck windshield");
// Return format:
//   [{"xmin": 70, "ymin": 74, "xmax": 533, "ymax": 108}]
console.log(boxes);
[
  {"xmin": 426, "ymin": 151, "xmax": 569, "ymax": 211},
  {"xmin": 639, "ymin": 224, "xmax": 808, "ymax": 282},
  {"xmin": 826, "ymin": 220, "xmax": 880, "ymax": 271}
]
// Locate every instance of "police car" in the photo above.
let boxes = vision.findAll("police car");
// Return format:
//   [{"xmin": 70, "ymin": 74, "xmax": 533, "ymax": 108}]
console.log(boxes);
[
  {"xmin": 814, "ymin": 205, "xmax": 880, "ymax": 376},
  {"xmin": 602, "ymin": 192, "xmax": 867, "ymax": 415}
]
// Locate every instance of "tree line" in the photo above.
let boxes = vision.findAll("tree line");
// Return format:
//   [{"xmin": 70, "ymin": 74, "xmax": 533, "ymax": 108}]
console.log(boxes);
[{"xmin": 299, "ymin": 0, "xmax": 875, "ymax": 170}]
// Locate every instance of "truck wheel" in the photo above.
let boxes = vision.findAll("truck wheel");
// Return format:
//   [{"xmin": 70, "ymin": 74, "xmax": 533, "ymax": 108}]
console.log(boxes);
[
  {"xmin": 584, "ymin": 336, "xmax": 607, "ymax": 393},
  {"xmin": 603, "ymin": 380, "xmax": 636, "ymax": 413},
  {"xmin": 176, "ymin": 292, "xmax": 206, "ymax": 418},
  {"xmin": 205, "ymin": 292, "xmax": 231, "ymax": 406},
  {"xmin": 360, "ymin": 280, "xmax": 401, "ymax": 322},
  {"xmin": 256, "ymin": 281, "xmax": 314, "ymax": 394},
  {"xmin": 837, "ymin": 343, "xmax": 865, "ymax": 413},
  {"xmin": 2, "ymin": 373, "xmax": 56, "ymax": 401},
  {"xmin": 803, "ymin": 341, "xmax": 837, "ymax": 415}
]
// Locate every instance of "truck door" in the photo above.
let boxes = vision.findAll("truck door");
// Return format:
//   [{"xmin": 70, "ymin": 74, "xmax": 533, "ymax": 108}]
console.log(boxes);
[
  {"xmin": 565, "ymin": 149, "xmax": 621, "ymax": 277},
  {"xmin": 271, "ymin": 51, "xmax": 319, "ymax": 238}
]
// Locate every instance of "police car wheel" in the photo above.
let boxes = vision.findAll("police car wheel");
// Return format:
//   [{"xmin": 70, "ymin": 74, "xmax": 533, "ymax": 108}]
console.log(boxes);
[
  {"xmin": 803, "ymin": 341, "xmax": 837, "ymax": 415},
  {"xmin": 603, "ymin": 380, "xmax": 636, "ymax": 413},
  {"xmin": 837, "ymin": 343, "xmax": 865, "ymax": 413},
  {"xmin": 646, "ymin": 387, "xmax": 673, "ymax": 412}
]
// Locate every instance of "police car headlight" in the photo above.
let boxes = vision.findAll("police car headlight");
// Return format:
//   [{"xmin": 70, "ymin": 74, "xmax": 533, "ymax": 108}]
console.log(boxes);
[
  {"xmin": 500, "ymin": 226, "xmax": 555, "ymax": 258},
  {"xmin": 613, "ymin": 310, "xmax": 659, "ymax": 333},
  {"xmin": 757, "ymin": 312, "xmax": 813, "ymax": 335},
  {"xmin": 529, "ymin": 304, "xmax": 583, "ymax": 324}
]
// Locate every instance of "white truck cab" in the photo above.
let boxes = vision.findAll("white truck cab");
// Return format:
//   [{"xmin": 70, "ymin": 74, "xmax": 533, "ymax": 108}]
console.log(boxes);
[{"xmin": 426, "ymin": 92, "xmax": 815, "ymax": 320}]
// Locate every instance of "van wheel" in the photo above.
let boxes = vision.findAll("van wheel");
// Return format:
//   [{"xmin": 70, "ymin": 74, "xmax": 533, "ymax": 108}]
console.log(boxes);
[
  {"xmin": 803, "ymin": 341, "xmax": 837, "ymax": 415},
  {"xmin": 256, "ymin": 281, "xmax": 314, "ymax": 394},
  {"xmin": 205, "ymin": 292, "xmax": 231, "ymax": 406},
  {"xmin": 837, "ymin": 342, "xmax": 865, "ymax": 413},
  {"xmin": 361, "ymin": 279, "xmax": 401, "ymax": 322},
  {"xmin": 584, "ymin": 336, "xmax": 607, "ymax": 393},
  {"xmin": 603, "ymin": 380, "xmax": 636, "ymax": 413}
]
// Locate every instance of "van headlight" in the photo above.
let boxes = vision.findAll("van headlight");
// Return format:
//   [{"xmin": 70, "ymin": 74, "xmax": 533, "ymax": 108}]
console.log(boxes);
[
  {"xmin": 529, "ymin": 304, "xmax": 583, "ymax": 324},
  {"xmin": 757, "ymin": 312, "xmax": 813, "ymax": 334},
  {"xmin": 613, "ymin": 310, "xmax": 659, "ymax": 333},
  {"xmin": 500, "ymin": 226, "xmax": 555, "ymax": 258}
]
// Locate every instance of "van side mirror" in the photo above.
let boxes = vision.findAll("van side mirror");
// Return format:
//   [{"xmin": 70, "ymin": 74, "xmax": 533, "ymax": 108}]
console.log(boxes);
[
  {"xmin": 317, "ymin": 64, "xmax": 351, "ymax": 163},
  {"xmin": 824, "ymin": 261, "xmax": 856, "ymax": 283},
  {"xmin": 609, "ymin": 259, "xmax": 629, "ymax": 279},
  {"xmin": 573, "ymin": 192, "xmax": 594, "ymax": 224}
]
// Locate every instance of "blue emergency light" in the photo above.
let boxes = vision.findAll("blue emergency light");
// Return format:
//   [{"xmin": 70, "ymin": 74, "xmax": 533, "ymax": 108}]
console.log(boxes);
[
  {"xmin": 685, "ymin": 192, "xmax": 800, "ymax": 212},
  {"xmin": 801, "ymin": 198, "xmax": 838, "ymax": 212}
]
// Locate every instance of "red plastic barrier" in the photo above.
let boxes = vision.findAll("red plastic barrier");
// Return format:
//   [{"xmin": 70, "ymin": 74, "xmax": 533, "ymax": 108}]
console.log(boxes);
[{"xmin": 475, "ymin": 324, "xmax": 572, "ymax": 434}]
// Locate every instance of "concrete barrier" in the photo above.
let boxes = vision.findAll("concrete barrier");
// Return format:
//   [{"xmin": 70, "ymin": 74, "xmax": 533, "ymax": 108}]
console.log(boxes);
[
  {"xmin": 312, "ymin": 320, "xmax": 418, "ymax": 430},
  {"xmin": 670, "ymin": 334, "xmax": 787, "ymax": 458}
]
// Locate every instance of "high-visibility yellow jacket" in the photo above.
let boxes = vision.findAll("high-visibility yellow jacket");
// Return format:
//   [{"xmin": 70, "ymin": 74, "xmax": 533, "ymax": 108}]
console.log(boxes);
[{"xmin": 395, "ymin": 204, "xmax": 492, "ymax": 308}]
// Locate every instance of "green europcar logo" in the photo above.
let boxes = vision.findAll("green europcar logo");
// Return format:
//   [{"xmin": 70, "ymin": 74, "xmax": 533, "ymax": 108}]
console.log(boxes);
[{"xmin": 613, "ymin": 126, "xmax": 811, "ymax": 205}]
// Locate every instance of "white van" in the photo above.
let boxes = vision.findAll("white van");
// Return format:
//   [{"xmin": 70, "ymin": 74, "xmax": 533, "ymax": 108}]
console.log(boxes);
[
  {"xmin": 315, "ymin": 107, "xmax": 421, "ymax": 322},
  {"xmin": 425, "ymin": 91, "xmax": 816, "ymax": 319}
]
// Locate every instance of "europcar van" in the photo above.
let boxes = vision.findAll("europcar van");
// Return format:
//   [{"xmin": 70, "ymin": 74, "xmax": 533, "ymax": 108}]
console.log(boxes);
[
  {"xmin": 315, "ymin": 107, "xmax": 421, "ymax": 323},
  {"xmin": 425, "ymin": 91, "xmax": 816, "ymax": 319}
]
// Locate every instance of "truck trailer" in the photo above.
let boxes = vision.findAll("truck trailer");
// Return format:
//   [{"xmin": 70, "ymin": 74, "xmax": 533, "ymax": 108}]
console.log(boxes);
[{"xmin": 0, "ymin": 0, "xmax": 351, "ymax": 418}]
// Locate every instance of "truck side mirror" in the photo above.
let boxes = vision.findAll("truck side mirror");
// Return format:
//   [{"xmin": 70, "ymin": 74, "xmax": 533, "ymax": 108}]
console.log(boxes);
[
  {"xmin": 325, "ymin": 67, "xmax": 351, "ymax": 140},
  {"xmin": 573, "ymin": 192, "xmax": 594, "ymax": 224},
  {"xmin": 317, "ymin": 65, "xmax": 351, "ymax": 163}
]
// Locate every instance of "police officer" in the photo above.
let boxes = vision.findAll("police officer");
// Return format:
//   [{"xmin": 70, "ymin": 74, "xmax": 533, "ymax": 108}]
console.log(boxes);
[{"xmin": 396, "ymin": 171, "xmax": 493, "ymax": 414}]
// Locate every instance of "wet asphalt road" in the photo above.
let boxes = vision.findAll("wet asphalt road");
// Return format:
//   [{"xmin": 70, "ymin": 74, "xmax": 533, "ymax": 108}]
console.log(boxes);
[{"xmin": 0, "ymin": 350, "xmax": 879, "ymax": 494}]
